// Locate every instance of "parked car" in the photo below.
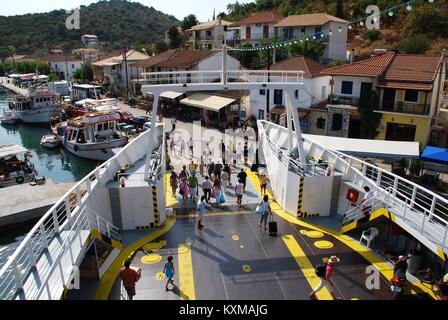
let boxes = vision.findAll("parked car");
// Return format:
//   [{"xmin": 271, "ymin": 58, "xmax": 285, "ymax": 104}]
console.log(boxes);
[
  {"xmin": 129, "ymin": 115, "xmax": 152, "ymax": 128},
  {"xmin": 113, "ymin": 110, "xmax": 134, "ymax": 123}
]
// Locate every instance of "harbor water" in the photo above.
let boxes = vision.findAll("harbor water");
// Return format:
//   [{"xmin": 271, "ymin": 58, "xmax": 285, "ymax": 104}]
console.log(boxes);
[{"xmin": 0, "ymin": 86, "xmax": 98, "ymax": 247}]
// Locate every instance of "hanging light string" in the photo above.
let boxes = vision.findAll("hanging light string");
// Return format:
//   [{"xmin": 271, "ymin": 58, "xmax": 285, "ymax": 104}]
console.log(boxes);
[{"xmin": 227, "ymin": 0, "xmax": 434, "ymax": 52}]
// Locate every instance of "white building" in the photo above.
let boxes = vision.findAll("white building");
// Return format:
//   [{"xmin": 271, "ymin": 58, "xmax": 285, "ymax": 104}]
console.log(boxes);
[
  {"xmin": 186, "ymin": 19, "xmax": 233, "ymax": 51},
  {"xmin": 248, "ymin": 55, "xmax": 331, "ymax": 121},
  {"xmin": 230, "ymin": 11, "xmax": 285, "ymax": 47},
  {"xmin": 41, "ymin": 54, "xmax": 84, "ymax": 81},
  {"xmin": 92, "ymin": 50, "xmax": 149, "ymax": 90},
  {"xmin": 275, "ymin": 13, "xmax": 348, "ymax": 63}
]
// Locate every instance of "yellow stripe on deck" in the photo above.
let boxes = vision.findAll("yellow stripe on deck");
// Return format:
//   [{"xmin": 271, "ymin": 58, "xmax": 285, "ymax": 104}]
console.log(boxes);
[
  {"xmin": 178, "ymin": 243, "xmax": 196, "ymax": 300},
  {"xmin": 282, "ymin": 234, "xmax": 333, "ymax": 300}
]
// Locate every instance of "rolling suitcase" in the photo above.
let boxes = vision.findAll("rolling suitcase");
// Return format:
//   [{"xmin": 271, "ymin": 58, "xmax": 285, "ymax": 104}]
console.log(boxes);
[{"xmin": 268, "ymin": 216, "xmax": 278, "ymax": 236}]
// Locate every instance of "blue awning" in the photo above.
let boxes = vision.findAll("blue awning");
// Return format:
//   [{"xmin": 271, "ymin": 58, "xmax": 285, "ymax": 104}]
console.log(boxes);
[{"xmin": 421, "ymin": 146, "xmax": 448, "ymax": 165}]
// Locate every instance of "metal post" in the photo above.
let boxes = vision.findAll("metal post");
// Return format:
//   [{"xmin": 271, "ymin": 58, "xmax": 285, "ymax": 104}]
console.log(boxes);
[
  {"xmin": 266, "ymin": 48, "xmax": 271, "ymax": 119},
  {"xmin": 27, "ymin": 242, "xmax": 37, "ymax": 268},
  {"xmin": 40, "ymin": 224, "xmax": 49, "ymax": 249},
  {"xmin": 144, "ymin": 94, "xmax": 160, "ymax": 181},
  {"xmin": 285, "ymin": 90, "xmax": 306, "ymax": 166},
  {"xmin": 52, "ymin": 209, "xmax": 60, "ymax": 234},
  {"xmin": 12, "ymin": 260, "xmax": 23, "ymax": 291},
  {"xmin": 392, "ymin": 177, "xmax": 399, "ymax": 197},
  {"xmin": 222, "ymin": 44, "xmax": 227, "ymax": 86},
  {"xmin": 411, "ymin": 186, "xmax": 417, "ymax": 209}
]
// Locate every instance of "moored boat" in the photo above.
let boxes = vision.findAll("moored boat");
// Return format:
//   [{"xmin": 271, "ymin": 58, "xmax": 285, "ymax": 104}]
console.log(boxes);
[
  {"xmin": 40, "ymin": 135, "xmax": 60, "ymax": 149},
  {"xmin": 51, "ymin": 112, "xmax": 129, "ymax": 161},
  {"xmin": 0, "ymin": 110, "xmax": 18, "ymax": 125},
  {"xmin": 0, "ymin": 145, "xmax": 37, "ymax": 187}
]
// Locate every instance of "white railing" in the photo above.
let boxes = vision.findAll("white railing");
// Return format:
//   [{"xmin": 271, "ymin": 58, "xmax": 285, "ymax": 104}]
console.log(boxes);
[
  {"xmin": 139, "ymin": 69, "xmax": 304, "ymax": 86},
  {"xmin": 0, "ymin": 127, "xmax": 163, "ymax": 300},
  {"xmin": 259, "ymin": 120, "xmax": 448, "ymax": 253}
]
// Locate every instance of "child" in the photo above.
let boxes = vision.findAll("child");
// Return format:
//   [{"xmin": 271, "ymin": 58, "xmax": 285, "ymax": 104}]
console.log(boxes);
[{"xmin": 163, "ymin": 256, "xmax": 175, "ymax": 291}]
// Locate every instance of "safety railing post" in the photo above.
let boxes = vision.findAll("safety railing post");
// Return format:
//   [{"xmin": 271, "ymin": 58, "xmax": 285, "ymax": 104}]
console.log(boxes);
[
  {"xmin": 430, "ymin": 197, "xmax": 436, "ymax": 221},
  {"xmin": 52, "ymin": 209, "xmax": 60, "ymax": 234},
  {"xmin": 376, "ymin": 171, "xmax": 382, "ymax": 187},
  {"xmin": 392, "ymin": 177, "xmax": 399, "ymax": 197},
  {"xmin": 39, "ymin": 224, "xmax": 49, "ymax": 249},
  {"xmin": 12, "ymin": 260, "xmax": 23, "ymax": 291},
  {"xmin": 27, "ymin": 241, "xmax": 37, "ymax": 268},
  {"xmin": 65, "ymin": 198, "xmax": 72, "ymax": 228},
  {"xmin": 442, "ymin": 226, "xmax": 448, "ymax": 251}
]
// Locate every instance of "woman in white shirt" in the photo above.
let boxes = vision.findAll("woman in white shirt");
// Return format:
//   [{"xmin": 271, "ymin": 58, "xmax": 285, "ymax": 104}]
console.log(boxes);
[
  {"xmin": 235, "ymin": 179, "xmax": 244, "ymax": 208},
  {"xmin": 259, "ymin": 195, "xmax": 273, "ymax": 230}
]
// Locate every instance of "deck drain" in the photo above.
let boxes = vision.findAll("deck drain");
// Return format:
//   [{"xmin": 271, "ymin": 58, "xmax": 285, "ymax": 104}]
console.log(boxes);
[
  {"xmin": 243, "ymin": 265, "xmax": 252, "ymax": 273},
  {"xmin": 156, "ymin": 272, "xmax": 165, "ymax": 281},
  {"xmin": 314, "ymin": 240, "xmax": 334, "ymax": 249},
  {"xmin": 232, "ymin": 235, "xmax": 240, "ymax": 241}
]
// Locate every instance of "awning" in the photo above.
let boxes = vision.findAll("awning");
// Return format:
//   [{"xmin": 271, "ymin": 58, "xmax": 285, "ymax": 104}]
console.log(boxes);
[
  {"xmin": 0, "ymin": 145, "xmax": 29, "ymax": 158},
  {"xmin": 269, "ymin": 106, "xmax": 285, "ymax": 115},
  {"xmin": 304, "ymin": 134, "xmax": 420, "ymax": 159},
  {"xmin": 421, "ymin": 146, "xmax": 448, "ymax": 165},
  {"xmin": 160, "ymin": 91, "xmax": 184, "ymax": 100},
  {"xmin": 180, "ymin": 93, "xmax": 236, "ymax": 112}
]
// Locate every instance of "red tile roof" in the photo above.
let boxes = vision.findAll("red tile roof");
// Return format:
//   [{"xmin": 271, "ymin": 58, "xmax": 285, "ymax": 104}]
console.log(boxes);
[
  {"xmin": 376, "ymin": 81, "xmax": 433, "ymax": 91},
  {"xmin": 132, "ymin": 50, "xmax": 179, "ymax": 68},
  {"xmin": 321, "ymin": 52, "xmax": 396, "ymax": 77},
  {"xmin": 154, "ymin": 51, "xmax": 217, "ymax": 69},
  {"xmin": 230, "ymin": 11, "xmax": 285, "ymax": 27},
  {"xmin": 275, "ymin": 13, "xmax": 348, "ymax": 27},
  {"xmin": 269, "ymin": 56, "xmax": 326, "ymax": 78},
  {"xmin": 381, "ymin": 54, "xmax": 442, "ymax": 83}
]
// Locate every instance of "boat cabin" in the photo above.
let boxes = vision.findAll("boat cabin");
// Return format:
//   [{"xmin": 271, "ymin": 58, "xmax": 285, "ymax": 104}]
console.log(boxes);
[
  {"xmin": 13, "ymin": 90, "xmax": 56, "ymax": 111},
  {"xmin": 65, "ymin": 113, "xmax": 121, "ymax": 144}
]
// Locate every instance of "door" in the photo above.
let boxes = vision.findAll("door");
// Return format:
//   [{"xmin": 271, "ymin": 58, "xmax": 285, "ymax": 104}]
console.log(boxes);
[
  {"xmin": 360, "ymin": 82, "xmax": 372, "ymax": 98},
  {"xmin": 348, "ymin": 118, "xmax": 361, "ymax": 138},
  {"xmin": 263, "ymin": 25, "xmax": 269, "ymax": 39},
  {"xmin": 274, "ymin": 90, "xmax": 283, "ymax": 105},
  {"xmin": 385, "ymin": 123, "xmax": 416, "ymax": 141},
  {"xmin": 382, "ymin": 89, "xmax": 396, "ymax": 111},
  {"xmin": 246, "ymin": 26, "xmax": 251, "ymax": 40}
]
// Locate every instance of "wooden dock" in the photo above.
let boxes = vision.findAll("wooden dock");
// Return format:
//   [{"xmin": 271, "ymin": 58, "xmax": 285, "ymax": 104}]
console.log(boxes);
[
  {"xmin": 0, "ymin": 179, "xmax": 77, "ymax": 228},
  {"xmin": 0, "ymin": 77, "xmax": 29, "ymax": 96}
]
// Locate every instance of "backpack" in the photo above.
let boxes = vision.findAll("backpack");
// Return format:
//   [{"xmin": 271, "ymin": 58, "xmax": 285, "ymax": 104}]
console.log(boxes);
[{"xmin": 315, "ymin": 263, "xmax": 327, "ymax": 277}]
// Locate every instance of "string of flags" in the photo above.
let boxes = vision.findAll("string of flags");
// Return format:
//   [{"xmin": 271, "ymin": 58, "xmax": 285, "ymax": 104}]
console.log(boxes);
[{"xmin": 227, "ymin": 0, "xmax": 434, "ymax": 52}]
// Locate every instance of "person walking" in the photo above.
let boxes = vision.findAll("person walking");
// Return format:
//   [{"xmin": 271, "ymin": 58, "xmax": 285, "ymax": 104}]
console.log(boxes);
[
  {"xmin": 199, "ymin": 156, "xmax": 205, "ymax": 177},
  {"xmin": 243, "ymin": 144, "xmax": 249, "ymax": 166},
  {"xmin": 220, "ymin": 140, "xmax": 226, "ymax": 161},
  {"xmin": 232, "ymin": 150, "xmax": 237, "ymax": 168},
  {"xmin": 188, "ymin": 160, "xmax": 198, "ymax": 177},
  {"xmin": 259, "ymin": 173, "xmax": 267, "ymax": 196},
  {"xmin": 221, "ymin": 170, "xmax": 230, "ymax": 188},
  {"xmin": 214, "ymin": 162, "xmax": 223, "ymax": 180},
  {"xmin": 179, "ymin": 177, "xmax": 190, "ymax": 204},
  {"xmin": 179, "ymin": 165, "xmax": 188, "ymax": 180},
  {"xmin": 207, "ymin": 162, "xmax": 215, "ymax": 179},
  {"xmin": 188, "ymin": 173, "xmax": 199, "ymax": 203},
  {"xmin": 169, "ymin": 139, "xmax": 175, "ymax": 157},
  {"xmin": 202, "ymin": 176, "xmax": 213, "ymax": 204},
  {"xmin": 258, "ymin": 195, "xmax": 273, "ymax": 230},
  {"xmin": 163, "ymin": 256, "xmax": 175, "ymax": 291},
  {"xmin": 196, "ymin": 196, "xmax": 206, "ymax": 229},
  {"xmin": 235, "ymin": 179, "xmax": 244, "ymax": 208},
  {"xmin": 188, "ymin": 137, "xmax": 194, "ymax": 158},
  {"xmin": 237, "ymin": 169, "xmax": 248, "ymax": 193},
  {"xmin": 119, "ymin": 259, "xmax": 142, "ymax": 300},
  {"xmin": 213, "ymin": 177, "xmax": 223, "ymax": 207},
  {"xmin": 309, "ymin": 256, "xmax": 340, "ymax": 300},
  {"xmin": 236, "ymin": 142, "xmax": 243, "ymax": 164},
  {"xmin": 169, "ymin": 171, "xmax": 179, "ymax": 198},
  {"xmin": 224, "ymin": 163, "xmax": 232, "ymax": 186},
  {"xmin": 171, "ymin": 116, "xmax": 177, "ymax": 132}
]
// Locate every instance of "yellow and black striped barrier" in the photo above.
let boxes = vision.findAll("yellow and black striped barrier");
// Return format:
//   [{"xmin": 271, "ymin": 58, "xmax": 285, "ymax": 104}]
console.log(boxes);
[{"xmin": 152, "ymin": 186, "xmax": 160, "ymax": 228}]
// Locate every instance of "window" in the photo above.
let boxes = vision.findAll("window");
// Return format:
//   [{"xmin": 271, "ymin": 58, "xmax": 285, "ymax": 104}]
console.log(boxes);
[
  {"xmin": 259, "ymin": 89, "xmax": 266, "ymax": 96},
  {"xmin": 258, "ymin": 110, "xmax": 265, "ymax": 120},
  {"xmin": 341, "ymin": 81, "xmax": 353, "ymax": 95},
  {"xmin": 274, "ymin": 89, "xmax": 283, "ymax": 105},
  {"xmin": 72, "ymin": 64, "xmax": 75, "ymax": 68},
  {"xmin": 301, "ymin": 28, "xmax": 306, "ymax": 34},
  {"xmin": 206, "ymin": 30, "xmax": 212, "ymax": 37},
  {"xmin": 97, "ymin": 124, "xmax": 103, "ymax": 132},
  {"xmin": 321, "ymin": 85, "xmax": 327, "ymax": 99},
  {"xmin": 295, "ymin": 90, "xmax": 299, "ymax": 99},
  {"xmin": 109, "ymin": 122, "xmax": 115, "ymax": 130},
  {"xmin": 316, "ymin": 117, "xmax": 326, "ymax": 129},
  {"xmin": 404, "ymin": 90, "xmax": 419, "ymax": 103},
  {"xmin": 331, "ymin": 113, "xmax": 343, "ymax": 131}
]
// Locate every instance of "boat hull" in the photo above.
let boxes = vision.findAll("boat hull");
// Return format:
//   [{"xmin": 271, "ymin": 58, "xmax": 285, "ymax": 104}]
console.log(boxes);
[
  {"xmin": 58, "ymin": 137, "xmax": 128, "ymax": 161},
  {"xmin": 0, "ymin": 174, "xmax": 35, "ymax": 188},
  {"xmin": 13, "ymin": 108, "xmax": 61, "ymax": 124}
]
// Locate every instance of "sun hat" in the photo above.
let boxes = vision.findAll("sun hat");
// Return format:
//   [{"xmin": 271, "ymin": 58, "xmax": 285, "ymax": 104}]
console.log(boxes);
[
  {"xmin": 443, "ymin": 273, "xmax": 448, "ymax": 283},
  {"xmin": 328, "ymin": 256, "xmax": 340, "ymax": 263}
]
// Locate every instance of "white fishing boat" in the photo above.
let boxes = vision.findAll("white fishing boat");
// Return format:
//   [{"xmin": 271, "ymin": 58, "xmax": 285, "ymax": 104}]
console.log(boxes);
[
  {"xmin": 51, "ymin": 112, "xmax": 129, "ymax": 161},
  {"xmin": 0, "ymin": 145, "xmax": 37, "ymax": 187},
  {"xmin": 9, "ymin": 88, "xmax": 62, "ymax": 124},
  {"xmin": 40, "ymin": 135, "xmax": 60, "ymax": 149},
  {"xmin": 0, "ymin": 110, "xmax": 18, "ymax": 125}
]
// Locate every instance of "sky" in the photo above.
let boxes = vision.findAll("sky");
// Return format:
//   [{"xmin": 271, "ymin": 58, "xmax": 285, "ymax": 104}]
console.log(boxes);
[{"xmin": 0, "ymin": 0, "xmax": 253, "ymax": 21}]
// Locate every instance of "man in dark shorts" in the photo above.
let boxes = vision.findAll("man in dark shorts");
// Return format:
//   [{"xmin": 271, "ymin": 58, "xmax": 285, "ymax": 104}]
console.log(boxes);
[
  {"xmin": 119, "ymin": 259, "xmax": 141, "ymax": 300},
  {"xmin": 237, "ymin": 169, "xmax": 248, "ymax": 193}
]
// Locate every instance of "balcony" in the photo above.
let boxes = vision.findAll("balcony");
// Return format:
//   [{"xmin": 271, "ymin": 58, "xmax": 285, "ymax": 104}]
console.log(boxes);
[
  {"xmin": 379, "ymin": 102, "xmax": 431, "ymax": 115},
  {"xmin": 329, "ymin": 95, "xmax": 360, "ymax": 107},
  {"xmin": 241, "ymin": 32, "xmax": 271, "ymax": 41}
]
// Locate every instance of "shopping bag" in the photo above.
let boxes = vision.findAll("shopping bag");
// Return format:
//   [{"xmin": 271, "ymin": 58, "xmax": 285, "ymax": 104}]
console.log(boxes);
[{"xmin": 219, "ymin": 193, "xmax": 225, "ymax": 204}]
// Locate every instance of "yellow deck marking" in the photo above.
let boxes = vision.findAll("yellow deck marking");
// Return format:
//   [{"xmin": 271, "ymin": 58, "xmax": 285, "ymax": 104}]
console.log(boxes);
[
  {"xmin": 141, "ymin": 254, "xmax": 163, "ymax": 264},
  {"xmin": 300, "ymin": 230, "xmax": 324, "ymax": 238},
  {"xmin": 178, "ymin": 243, "xmax": 196, "ymax": 300},
  {"xmin": 232, "ymin": 235, "xmax": 240, "ymax": 241},
  {"xmin": 314, "ymin": 240, "xmax": 334, "ymax": 249},
  {"xmin": 282, "ymin": 234, "xmax": 333, "ymax": 300},
  {"xmin": 176, "ymin": 210, "xmax": 253, "ymax": 219},
  {"xmin": 243, "ymin": 265, "xmax": 252, "ymax": 273},
  {"xmin": 142, "ymin": 240, "xmax": 167, "ymax": 252},
  {"xmin": 245, "ymin": 171, "xmax": 436, "ymax": 300},
  {"xmin": 156, "ymin": 272, "xmax": 165, "ymax": 281},
  {"xmin": 95, "ymin": 216, "xmax": 176, "ymax": 300}
]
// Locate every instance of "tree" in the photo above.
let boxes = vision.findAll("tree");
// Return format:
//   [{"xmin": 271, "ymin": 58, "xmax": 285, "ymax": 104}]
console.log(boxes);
[
  {"xmin": 394, "ymin": 34, "xmax": 430, "ymax": 54},
  {"xmin": 358, "ymin": 91, "xmax": 381, "ymax": 139},
  {"xmin": 181, "ymin": 15, "xmax": 199, "ymax": 31},
  {"xmin": 404, "ymin": 4, "xmax": 447, "ymax": 38},
  {"xmin": 289, "ymin": 39, "xmax": 325, "ymax": 60},
  {"xmin": 154, "ymin": 39, "xmax": 169, "ymax": 54},
  {"xmin": 336, "ymin": 0, "xmax": 344, "ymax": 19},
  {"xmin": 72, "ymin": 65, "xmax": 93, "ymax": 82},
  {"xmin": 167, "ymin": 26, "xmax": 183, "ymax": 49}
]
